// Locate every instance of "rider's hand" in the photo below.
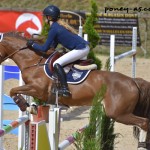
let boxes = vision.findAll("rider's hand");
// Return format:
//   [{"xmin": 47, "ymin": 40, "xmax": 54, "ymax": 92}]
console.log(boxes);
[{"xmin": 26, "ymin": 40, "xmax": 34, "ymax": 49}]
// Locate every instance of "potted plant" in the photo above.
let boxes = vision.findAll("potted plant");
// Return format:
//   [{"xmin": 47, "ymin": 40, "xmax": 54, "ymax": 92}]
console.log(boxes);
[{"xmin": 31, "ymin": 97, "xmax": 50, "ymax": 123}]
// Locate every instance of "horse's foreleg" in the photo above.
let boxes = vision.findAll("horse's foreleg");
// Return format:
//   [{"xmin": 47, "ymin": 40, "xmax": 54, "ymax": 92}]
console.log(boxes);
[
  {"xmin": 10, "ymin": 85, "xmax": 39, "ymax": 114},
  {"xmin": 10, "ymin": 85, "xmax": 37, "ymax": 98}
]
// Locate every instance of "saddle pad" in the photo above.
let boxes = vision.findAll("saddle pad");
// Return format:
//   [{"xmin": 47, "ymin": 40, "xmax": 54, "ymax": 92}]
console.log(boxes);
[{"xmin": 44, "ymin": 57, "xmax": 91, "ymax": 84}]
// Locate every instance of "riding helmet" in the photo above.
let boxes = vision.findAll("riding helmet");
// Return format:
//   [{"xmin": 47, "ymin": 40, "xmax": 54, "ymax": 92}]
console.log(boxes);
[{"xmin": 43, "ymin": 5, "xmax": 60, "ymax": 21}]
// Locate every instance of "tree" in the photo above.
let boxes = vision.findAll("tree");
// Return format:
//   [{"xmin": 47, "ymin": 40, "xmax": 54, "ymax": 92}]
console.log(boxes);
[
  {"xmin": 40, "ymin": 20, "xmax": 50, "ymax": 42},
  {"xmin": 83, "ymin": 0, "xmax": 102, "ymax": 70},
  {"xmin": 74, "ymin": 84, "xmax": 117, "ymax": 150}
]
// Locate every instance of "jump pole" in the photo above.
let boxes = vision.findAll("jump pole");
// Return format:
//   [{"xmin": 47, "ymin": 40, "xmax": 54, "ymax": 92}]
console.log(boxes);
[
  {"xmin": 18, "ymin": 74, "xmax": 31, "ymax": 150},
  {"xmin": 0, "ymin": 115, "xmax": 51, "ymax": 150},
  {"xmin": 58, "ymin": 125, "xmax": 87, "ymax": 150},
  {"xmin": 0, "ymin": 65, "xmax": 4, "ymax": 150},
  {"xmin": 49, "ymin": 104, "xmax": 61, "ymax": 150},
  {"xmin": 0, "ymin": 115, "xmax": 29, "ymax": 137},
  {"xmin": 110, "ymin": 27, "xmax": 137, "ymax": 78},
  {"xmin": 0, "ymin": 65, "xmax": 57, "ymax": 150},
  {"xmin": 0, "ymin": 65, "xmax": 30, "ymax": 150}
]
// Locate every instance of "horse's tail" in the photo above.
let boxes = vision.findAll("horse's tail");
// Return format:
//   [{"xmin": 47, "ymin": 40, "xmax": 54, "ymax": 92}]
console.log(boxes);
[
  {"xmin": 132, "ymin": 78, "xmax": 142, "ymax": 140},
  {"xmin": 132, "ymin": 78, "xmax": 150, "ymax": 139}
]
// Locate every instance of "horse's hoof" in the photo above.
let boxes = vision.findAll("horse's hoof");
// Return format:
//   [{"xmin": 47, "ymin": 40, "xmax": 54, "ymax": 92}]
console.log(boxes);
[
  {"xmin": 138, "ymin": 142, "xmax": 149, "ymax": 150},
  {"xmin": 26, "ymin": 105, "xmax": 38, "ymax": 115}
]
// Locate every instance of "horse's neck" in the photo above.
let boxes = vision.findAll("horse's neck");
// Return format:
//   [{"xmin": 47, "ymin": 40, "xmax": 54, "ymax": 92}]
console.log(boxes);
[
  {"xmin": 3, "ymin": 35, "xmax": 48, "ymax": 71},
  {"xmin": 12, "ymin": 51, "xmax": 42, "ymax": 71}
]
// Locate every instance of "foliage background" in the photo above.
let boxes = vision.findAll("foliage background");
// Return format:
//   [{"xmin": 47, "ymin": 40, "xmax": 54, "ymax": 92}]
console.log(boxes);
[{"xmin": 0, "ymin": 0, "xmax": 150, "ymax": 57}]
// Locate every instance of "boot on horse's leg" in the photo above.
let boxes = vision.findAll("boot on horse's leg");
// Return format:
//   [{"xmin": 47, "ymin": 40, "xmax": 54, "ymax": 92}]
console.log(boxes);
[
  {"xmin": 54, "ymin": 63, "xmax": 71, "ymax": 97},
  {"xmin": 13, "ymin": 94, "xmax": 29, "ymax": 111},
  {"xmin": 138, "ymin": 129, "xmax": 147, "ymax": 150},
  {"xmin": 13, "ymin": 94, "xmax": 38, "ymax": 114}
]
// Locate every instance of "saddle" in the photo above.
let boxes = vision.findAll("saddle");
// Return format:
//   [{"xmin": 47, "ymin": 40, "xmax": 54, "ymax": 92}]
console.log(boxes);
[
  {"xmin": 48, "ymin": 51, "xmax": 97, "ymax": 73},
  {"xmin": 45, "ymin": 50, "xmax": 97, "ymax": 105}
]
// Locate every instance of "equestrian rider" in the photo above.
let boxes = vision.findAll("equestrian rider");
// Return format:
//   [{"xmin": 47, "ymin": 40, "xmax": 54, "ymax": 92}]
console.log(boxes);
[{"xmin": 26, "ymin": 5, "xmax": 90, "ymax": 97}]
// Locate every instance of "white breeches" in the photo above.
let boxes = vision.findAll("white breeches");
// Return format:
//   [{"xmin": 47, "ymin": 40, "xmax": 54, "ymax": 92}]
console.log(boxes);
[{"xmin": 53, "ymin": 45, "xmax": 90, "ymax": 66}]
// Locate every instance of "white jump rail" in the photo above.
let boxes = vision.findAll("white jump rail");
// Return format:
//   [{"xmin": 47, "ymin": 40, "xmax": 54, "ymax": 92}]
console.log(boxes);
[
  {"xmin": 110, "ymin": 27, "xmax": 137, "ymax": 78},
  {"xmin": 49, "ymin": 104, "xmax": 61, "ymax": 150},
  {"xmin": 0, "ymin": 65, "xmax": 4, "ymax": 150},
  {"xmin": 0, "ymin": 65, "xmax": 29, "ymax": 150}
]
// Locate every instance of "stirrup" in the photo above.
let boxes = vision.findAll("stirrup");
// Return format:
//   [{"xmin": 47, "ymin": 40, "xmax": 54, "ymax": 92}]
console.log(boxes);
[{"xmin": 58, "ymin": 88, "xmax": 71, "ymax": 97}]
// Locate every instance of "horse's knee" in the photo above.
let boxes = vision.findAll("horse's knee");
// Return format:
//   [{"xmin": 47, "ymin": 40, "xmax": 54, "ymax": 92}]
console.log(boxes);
[{"xmin": 10, "ymin": 88, "xmax": 16, "ymax": 97}]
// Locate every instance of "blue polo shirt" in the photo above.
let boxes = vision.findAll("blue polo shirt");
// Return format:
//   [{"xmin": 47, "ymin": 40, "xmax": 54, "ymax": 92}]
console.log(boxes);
[{"xmin": 32, "ymin": 22, "xmax": 89, "ymax": 52}]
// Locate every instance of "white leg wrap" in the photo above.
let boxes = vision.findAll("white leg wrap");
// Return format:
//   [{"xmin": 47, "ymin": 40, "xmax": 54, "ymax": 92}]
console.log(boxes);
[{"xmin": 138, "ymin": 129, "xmax": 147, "ymax": 150}]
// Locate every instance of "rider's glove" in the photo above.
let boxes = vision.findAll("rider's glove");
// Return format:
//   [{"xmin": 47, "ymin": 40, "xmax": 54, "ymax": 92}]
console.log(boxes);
[{"xmin": 26, "ymin": 40, "xmax": 34, "ymax": 49}]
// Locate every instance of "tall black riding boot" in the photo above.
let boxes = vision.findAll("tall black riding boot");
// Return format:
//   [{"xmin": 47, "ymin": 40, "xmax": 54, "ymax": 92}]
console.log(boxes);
[{"xmin": 54, "ymin": 63, "xmax": 71, "ymax": 97}]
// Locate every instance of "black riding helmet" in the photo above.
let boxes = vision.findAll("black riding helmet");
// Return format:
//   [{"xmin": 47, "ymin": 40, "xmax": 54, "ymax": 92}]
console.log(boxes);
[{"xmin": 43, "ymin": 5, "xmax": 60, "ymax": 21}]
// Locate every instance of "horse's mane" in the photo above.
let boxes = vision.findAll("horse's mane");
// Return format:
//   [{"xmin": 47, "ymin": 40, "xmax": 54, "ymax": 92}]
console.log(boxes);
[
  {"xmin": 3, "ymin": 31, "xmax": 45, "ymax": 44},
  {"xmin": 3, "ymin": 31, "xmax": 54, "ymax": 57},
  {"xmin": 4, "ymin": 31, "xmax": 28, "ymax": 41}
]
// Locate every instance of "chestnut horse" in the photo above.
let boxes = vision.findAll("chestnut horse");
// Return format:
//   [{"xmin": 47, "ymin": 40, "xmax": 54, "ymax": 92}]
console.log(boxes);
[{"xmin": 0, "ymin": 32, "xmax": 150, "ymax": 149}]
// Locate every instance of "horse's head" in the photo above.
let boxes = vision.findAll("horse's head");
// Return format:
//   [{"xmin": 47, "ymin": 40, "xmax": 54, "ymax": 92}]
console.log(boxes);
[
  {"xmin": 0, "ymin": 32, "xmax": 55, "ymax": 68},
  {"xmin": 0, "ymin": 32, "xmax": 26, "ymax": 64},
  {"xmin": 0, "ymin": 33, "xmax": 7, "ymax": 63},
  {"xmin": 0, "ymin": 32, "xmax": 40, "ymax": 65},
  {"xmin": 0, "ymin": 41, "xmax": 8, "ymax": 64}
]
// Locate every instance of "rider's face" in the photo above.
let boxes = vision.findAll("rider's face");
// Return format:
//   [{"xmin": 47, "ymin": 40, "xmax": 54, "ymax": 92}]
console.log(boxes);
[{"xmin": 44, "ymin": 16, "xmax": 53, "ymax": 25}]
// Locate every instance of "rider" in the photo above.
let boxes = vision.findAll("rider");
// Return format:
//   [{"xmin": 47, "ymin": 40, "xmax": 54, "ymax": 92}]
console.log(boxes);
[{"xmin": 26, "ymin": 5, "xmax": 90, "ymax": 97}]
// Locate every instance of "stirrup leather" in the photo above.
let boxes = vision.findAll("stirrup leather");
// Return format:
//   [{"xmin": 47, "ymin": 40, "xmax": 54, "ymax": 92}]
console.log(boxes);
[{"xmin": 57, "ymin": 88, "xmax": 71, "ymax": 97}]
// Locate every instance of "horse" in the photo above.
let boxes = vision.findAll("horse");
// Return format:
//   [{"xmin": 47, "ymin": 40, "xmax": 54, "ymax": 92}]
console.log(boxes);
[{"xmin": 0, "ymin": 32, "xmax": 150, "ymax": 149}]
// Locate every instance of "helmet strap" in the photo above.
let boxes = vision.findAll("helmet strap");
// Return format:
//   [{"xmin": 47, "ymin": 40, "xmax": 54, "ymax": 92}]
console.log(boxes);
[
  {"xmin": 47, "ymin": 19, "xmax": 51, "ymax": 24},
  {"xmin": 46, "ymin": 16, "xmax": 53, "ymax": 24}
]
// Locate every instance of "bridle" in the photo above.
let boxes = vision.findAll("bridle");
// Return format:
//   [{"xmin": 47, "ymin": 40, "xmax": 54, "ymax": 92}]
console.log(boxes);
[
  {"xmin": 0, "ymin": 39, "xmax": 60, "ymax": 71},
  {"xmin": 0, "ymin": 33, "xmax": 47, "ymax": 70},
  {"xmin": 1, "ymin": 46, "xmax": 28, "ymax": 62}
]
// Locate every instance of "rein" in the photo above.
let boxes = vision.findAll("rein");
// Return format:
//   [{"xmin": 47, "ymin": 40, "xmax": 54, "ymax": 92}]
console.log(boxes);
[
  {"xmin": 2, "ymin": 46, "xmax": 28, "ymax": 62},
  {"xmin": 22, "ymin": 56, "xmax": 45, "ymax": 71},
  {"xmin": 1, "ymin": 43, "xmax": 58, "ymax": 71},
  {"xmin": 22, "ymin": 50, "xmax": 59, "ymax": 71},
  {"xmin": 1, "ymin": 44, "xmax": 48, "ymax": 71}
]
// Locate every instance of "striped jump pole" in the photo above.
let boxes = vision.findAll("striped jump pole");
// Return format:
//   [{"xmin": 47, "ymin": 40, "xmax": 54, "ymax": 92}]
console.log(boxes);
[
  {"xmin": 58, "ymin": 125, "xmax": 87, "ymax": 150},
  {"xmin": 0, "ymin": 115, "xmax": 29, "ymax": 137}
]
